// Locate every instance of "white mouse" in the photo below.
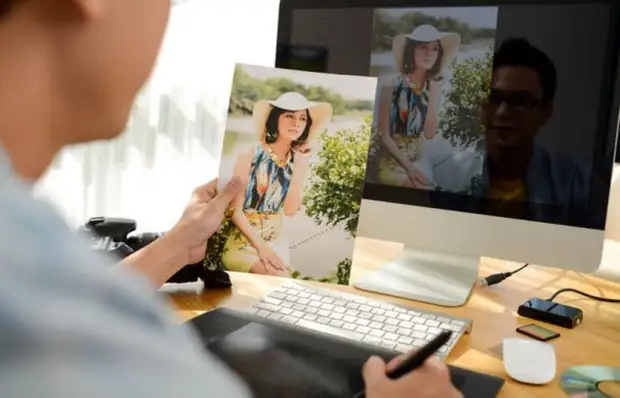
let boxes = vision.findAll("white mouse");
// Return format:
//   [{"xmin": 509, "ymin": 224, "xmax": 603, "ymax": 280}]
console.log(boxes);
[{"xmin": 502, "ymin": 337, "xmax": 556, "ymax": 384}]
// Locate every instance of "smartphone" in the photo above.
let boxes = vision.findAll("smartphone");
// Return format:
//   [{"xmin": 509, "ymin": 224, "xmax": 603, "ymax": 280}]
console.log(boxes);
[{"xmin": 516, "ymin": 323, "xmax": 560, "ymax": 342}]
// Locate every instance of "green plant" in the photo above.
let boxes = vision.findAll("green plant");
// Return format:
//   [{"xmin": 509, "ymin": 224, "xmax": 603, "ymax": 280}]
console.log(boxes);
[
  {"xmin": 203, "ymin": 214, "xmax": 233, "ymax": 271},
  {"xmin": 303, "ymin": 115, "xmax": 372, "ymax": 237},
  {"xmin": 293, "ymin": 116, "xmax": 372, "ymax": 284},
  {"xmin": 440, "ymin": 48, "xmax": 494, "ymax": 148},
  {"xmin": 291, "ymin": 258, "xmax": 351, "ymax": 285}
]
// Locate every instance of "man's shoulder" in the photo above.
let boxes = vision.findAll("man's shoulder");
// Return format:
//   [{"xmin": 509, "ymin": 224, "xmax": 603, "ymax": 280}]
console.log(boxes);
[
  {"xmin": 0, "ymin": 177, "xmax": 250, "ymax": 397},
  {"xmin": 533, "ymin": 145, "xmax": 591, "ymax": 178}
]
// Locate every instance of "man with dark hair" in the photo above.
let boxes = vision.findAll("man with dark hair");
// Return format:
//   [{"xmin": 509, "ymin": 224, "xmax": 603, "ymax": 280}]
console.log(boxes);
[
  {"xmin": 473, "ymin": 38, "xmax": 592, "ymax": 222},
  {"xmin": 0, "ymin": 2, "xmax": 460, "ymax": 398}
]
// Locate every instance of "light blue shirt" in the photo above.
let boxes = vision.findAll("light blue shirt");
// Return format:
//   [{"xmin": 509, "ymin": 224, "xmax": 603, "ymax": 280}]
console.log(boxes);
[{"xmin": 0, "ymin": 148, "xmax": 249, "ymax": 397}]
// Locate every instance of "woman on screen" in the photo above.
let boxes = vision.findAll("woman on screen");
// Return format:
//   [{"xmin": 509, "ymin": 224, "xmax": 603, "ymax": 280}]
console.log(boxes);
[
  {"xmin": 222, "ymin": 92, "xmax": 333, "ymax": 276},
  {"xmin": 376, "ymin": 25, "xmax": 460, "ymax": 188}
]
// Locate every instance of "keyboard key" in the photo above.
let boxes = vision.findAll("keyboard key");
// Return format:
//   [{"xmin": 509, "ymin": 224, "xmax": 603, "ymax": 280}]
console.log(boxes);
[
  {"xmin": 355, "ymin": 319, "xmax": 370, "ymax": 326},
  {"xmin": 413, "ymin": 339, "xmax": 426, "ymax": 347},
  {"xmin": 329, "ymin": 313, "xmax": 343, "ymax": 320},
  {"xmin": 279, "ymin": 308, "xmax": 293, "ymax": 315},
  {"xmin": 426, "ymin": 320, "xmax": 440, "ymax": 328},
  {"xmin": 380, "ymin": 341, "xmax": 397, "ymax": 350},
  {"xmin": 397, "ymin": 314, "xmax": 412, "ymax": 322},
  {"xmin": 398, "ymin": 336, "xmax": 413, "ymax": 345},
  {"xmin": 369, "ymin": 321, "xmax": 383, "ymax": 329},
  {"xmin": 386, "ymin": 318, "xmax": 399, "ymax": 326},
  {"xmin": 397, "ymin": 328, "xmax": 411, "ymax": 336},
  {"xmin": 372, "ymin": 315, "xmax": 386, "ymax": 323},
  {"xmin": 369, "ymin": 329, "xmax": 384, "ymax": 338},
  {"xmin": 321, "ymin": 304, "xmax": 335, "ymax": 311},
  {"xmin": 383, "ymin": 325, "xmax": 398, "ymax": 333},
  {"xmin": 317, "ymin": 317, "xmax": 330, "ymax": 324},
  {"xmin": 343, "ymin": 315, "xmax": 356, "ymax": 323},
  {"xmin": 267, "ymin": 313, "xmax": 283, "ymax": 321},
  {"xmin": 256, "ymin": 302, "xmax": 279, "ymax": 312},
  {"xmin": 334, "ymin": 306, "xmax": 346, "ymax": 313},
  {"xmin": 329, "ymin": 320, "xmax": 344, "ymax": 328},
  {"xmin": 400, "ymin": 321, "xmax": 414, "ymax": 329},
  {"xmin": 363, "ymin": 336, "xmax": 382, "ymax": 345},
  {"xmin": 413, "ymin": 324, "xmax": 428, "ymax": 332},
  {"xmin": 304, "ymin": 314, "xmax": 317, "ymax": 321},
  {"xmin": 411, "ymin": 331, "xmax": 426, "ymax": 339},
  {"xmin": 359, "ymin": 312, "xmax": 373, "ymax": 319},
  {"xmin": 384, "ymin": 333, "xmax": 398, "ymax": 341},
  {"xmin": 385, "ymin": 311, "xmax": 398, "ymax": 318},
  {"xmin": 356, "ymin": 326, "xmax": 371, "ymax": 334},
  {"xmin": 343, "ymin": 323, "xmax": 356, "ymax": 331}
]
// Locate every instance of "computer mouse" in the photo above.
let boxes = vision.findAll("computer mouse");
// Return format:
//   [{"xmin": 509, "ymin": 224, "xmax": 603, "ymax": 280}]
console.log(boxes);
[{"xmin": 502, "ymin": 337, "xmax": 556, "ymax": 385}]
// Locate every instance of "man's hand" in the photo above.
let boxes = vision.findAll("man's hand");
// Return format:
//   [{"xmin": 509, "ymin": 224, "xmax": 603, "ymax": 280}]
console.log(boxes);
[
  {"xmin": 121, "ymin": 177, "xmax": 242, "ymax": 287},
  {"xmin": 362, "ymin": 354, "xmax": 462, "ymax": 398},
  {"xmin": 169, "ymin": 177, "xmax": 242, "ymax": 265}
]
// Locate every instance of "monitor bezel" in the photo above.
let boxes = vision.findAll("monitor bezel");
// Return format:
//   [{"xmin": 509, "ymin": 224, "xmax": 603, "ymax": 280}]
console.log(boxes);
[{"xmin": 276, "ymin": 0, "xmax": 620, "ymax": 231}]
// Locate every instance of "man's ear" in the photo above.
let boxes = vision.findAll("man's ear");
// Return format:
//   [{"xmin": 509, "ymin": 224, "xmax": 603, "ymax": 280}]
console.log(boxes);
[
  {"xmin": 68, "ymin": 0, "xmax": 106, "ymax": 21},
  {"xmin": 541, "ymin": 102, "xmax": 554, "ymax": 126}
]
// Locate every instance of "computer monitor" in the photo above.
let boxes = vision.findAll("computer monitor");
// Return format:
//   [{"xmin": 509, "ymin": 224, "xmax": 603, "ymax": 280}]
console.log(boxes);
[{"xmin": 276, "ymin": 0, "xmax": 620, "ymax": 307}]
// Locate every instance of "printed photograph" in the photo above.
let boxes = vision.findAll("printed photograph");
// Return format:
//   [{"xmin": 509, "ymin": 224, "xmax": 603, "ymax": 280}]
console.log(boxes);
[
  {"xmin": 366, "ymin": 7, "xmax": 499, "ymax": 193},
  {"xmin": 205, "ymin": 64, "xmax": 377, "ymax": 285}
]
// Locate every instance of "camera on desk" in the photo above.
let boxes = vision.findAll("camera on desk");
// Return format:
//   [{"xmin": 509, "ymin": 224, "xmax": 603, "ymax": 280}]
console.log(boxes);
[{"xmin": 78, "ymin": 217, "xmax": 232, "ymax": 288}]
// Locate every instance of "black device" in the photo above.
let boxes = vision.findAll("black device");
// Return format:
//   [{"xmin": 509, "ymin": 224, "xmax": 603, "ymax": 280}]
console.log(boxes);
[
  {"xmin": 516, "ymin": 323, "xmax": 561, "ymax": 342},
  {"xmin": 189, "ymin": 307, "xmax": 505, "ymax": 398},
  {"xmin": 78, "ymin": 217, "xmax": 232, "ymax": 288},
  {"xmin": 352, "ymin": 330, "xmax": 453, "ymax": 398},
  {"xmin": 517, "ymin": 297, "xmax": 583, "ymax": 329}
]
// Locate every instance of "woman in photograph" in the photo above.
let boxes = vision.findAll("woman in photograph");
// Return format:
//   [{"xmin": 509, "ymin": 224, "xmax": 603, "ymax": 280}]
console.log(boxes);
[
  {"xmin": 376, "ymin": 24, "xmax": 461, "ymax": 188},
  {"xmin": 222, "ymin": 92, "xmax": 333, "ymax": 276}
]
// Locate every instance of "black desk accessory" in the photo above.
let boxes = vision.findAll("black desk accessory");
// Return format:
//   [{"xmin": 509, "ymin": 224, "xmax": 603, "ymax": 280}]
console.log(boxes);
[
  {"xmin": 188, "ymin": 308, "xmax": 504, "ymax": 397},
  {"xmin": 352, "ymin": 330, "xmax": 453, "ymax": 398}
]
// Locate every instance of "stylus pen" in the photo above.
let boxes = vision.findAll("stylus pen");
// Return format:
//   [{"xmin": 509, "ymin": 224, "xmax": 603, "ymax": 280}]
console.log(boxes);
[{"xmin": 352, "ymin": 330, "xmax": 453, "ymax": 398}]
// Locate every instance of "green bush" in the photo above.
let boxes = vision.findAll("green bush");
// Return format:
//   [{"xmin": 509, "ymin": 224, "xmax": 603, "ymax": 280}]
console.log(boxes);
[{"xmin": 440, "ymin": 47, "xmax": 494, "ymax": 148}]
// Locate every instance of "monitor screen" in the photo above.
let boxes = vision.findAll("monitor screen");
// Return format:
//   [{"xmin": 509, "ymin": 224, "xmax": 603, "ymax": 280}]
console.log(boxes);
[{"xmin": 276, "ymin": 0, "xmax": 619, "ymax": 230}]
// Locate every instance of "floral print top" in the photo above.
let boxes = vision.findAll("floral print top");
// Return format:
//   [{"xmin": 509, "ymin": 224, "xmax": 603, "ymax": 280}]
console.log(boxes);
[
  {"xmin": 390, "ymin": 74, "xmax": 430, "ymax": 139},
  {"xmin": 242, "ymin": 144, "xmax": 293, "ymax": 213}
]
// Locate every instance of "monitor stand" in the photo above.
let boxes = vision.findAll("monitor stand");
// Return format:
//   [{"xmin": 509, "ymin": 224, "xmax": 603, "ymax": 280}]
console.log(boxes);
[{"xmin": 352, "ymin": 246, "xmax": 480, "ymax": 307}]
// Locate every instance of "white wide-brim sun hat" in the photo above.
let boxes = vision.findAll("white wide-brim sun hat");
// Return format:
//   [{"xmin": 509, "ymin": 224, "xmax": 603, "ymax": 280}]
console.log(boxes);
[
  {"xmin": 392, "ymin": 24, "xmax": 461, "ymax": 75},
  {"xmin": 252, "ymin": 92, "xmax": 333, "ymax": 142}
]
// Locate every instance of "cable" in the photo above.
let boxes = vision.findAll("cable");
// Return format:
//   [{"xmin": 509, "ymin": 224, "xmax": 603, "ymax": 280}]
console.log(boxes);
[
  {"xmin": 548, "ymin": 288, "xmax": 620, "ymax": 303},
  {"xmin": 479, "ymin": 263, "xmax": 529, "ymax": 287}
]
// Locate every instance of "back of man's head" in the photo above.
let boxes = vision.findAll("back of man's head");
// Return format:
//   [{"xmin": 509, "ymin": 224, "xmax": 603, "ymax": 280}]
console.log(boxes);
[
  {"xmin": 0, "ymin": 0, "xmax": 171, "ymax": 180},
  {"xmin": 493, "ymin": 38, "xmax": 557, "ymax": 103}
]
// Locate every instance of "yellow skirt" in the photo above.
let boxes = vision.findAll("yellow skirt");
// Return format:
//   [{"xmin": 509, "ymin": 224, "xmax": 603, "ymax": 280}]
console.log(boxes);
[
  {"xmin": 377, "ymin": 135, "xmax": 421, "ymax": 186},
  {"xmin": 222, "ymin": 211, "xmax": 291, "ymax": 275}
]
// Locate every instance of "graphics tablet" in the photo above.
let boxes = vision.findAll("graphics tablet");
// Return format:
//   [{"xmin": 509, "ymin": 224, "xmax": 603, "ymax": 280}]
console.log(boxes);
[{"xmin": 188, "ymin": 308, "xmax": 504, "ymax": 397}]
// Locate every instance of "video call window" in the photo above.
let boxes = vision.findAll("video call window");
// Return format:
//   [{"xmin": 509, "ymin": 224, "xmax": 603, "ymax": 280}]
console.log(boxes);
[{"xmin": 277, "ymin": 1, "xmax": 619, "ymax": 230}]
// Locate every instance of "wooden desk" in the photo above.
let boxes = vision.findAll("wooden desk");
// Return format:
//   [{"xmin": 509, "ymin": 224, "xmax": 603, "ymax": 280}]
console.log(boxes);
[{"xmin": 165, "ymin": 237, "xmax": 620, "ymax": 398}]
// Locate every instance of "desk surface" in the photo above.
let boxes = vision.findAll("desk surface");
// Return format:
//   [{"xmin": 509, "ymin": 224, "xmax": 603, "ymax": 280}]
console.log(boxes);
[{"xmin": 165, "ymin": 237, "xmax": 620, "ymax": 398}]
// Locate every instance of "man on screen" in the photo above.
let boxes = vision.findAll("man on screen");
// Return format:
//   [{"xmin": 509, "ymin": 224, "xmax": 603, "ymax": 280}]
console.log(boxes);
[{"xmin": 472, "ymin": 38, "xmax": 597, "ymax": 223}]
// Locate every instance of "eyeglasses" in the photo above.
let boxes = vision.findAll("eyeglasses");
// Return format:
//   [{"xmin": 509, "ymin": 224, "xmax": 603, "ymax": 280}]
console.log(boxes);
[{"xmin": 485, "ymin": 89, "xmax": 542, "ymax": 111}]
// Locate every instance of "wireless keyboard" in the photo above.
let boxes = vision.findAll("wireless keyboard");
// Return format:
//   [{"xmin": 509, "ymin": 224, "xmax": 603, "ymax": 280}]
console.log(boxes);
[{"xmin": 244, "ymin": 281, "xmax": 472, "ymax": 359}]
